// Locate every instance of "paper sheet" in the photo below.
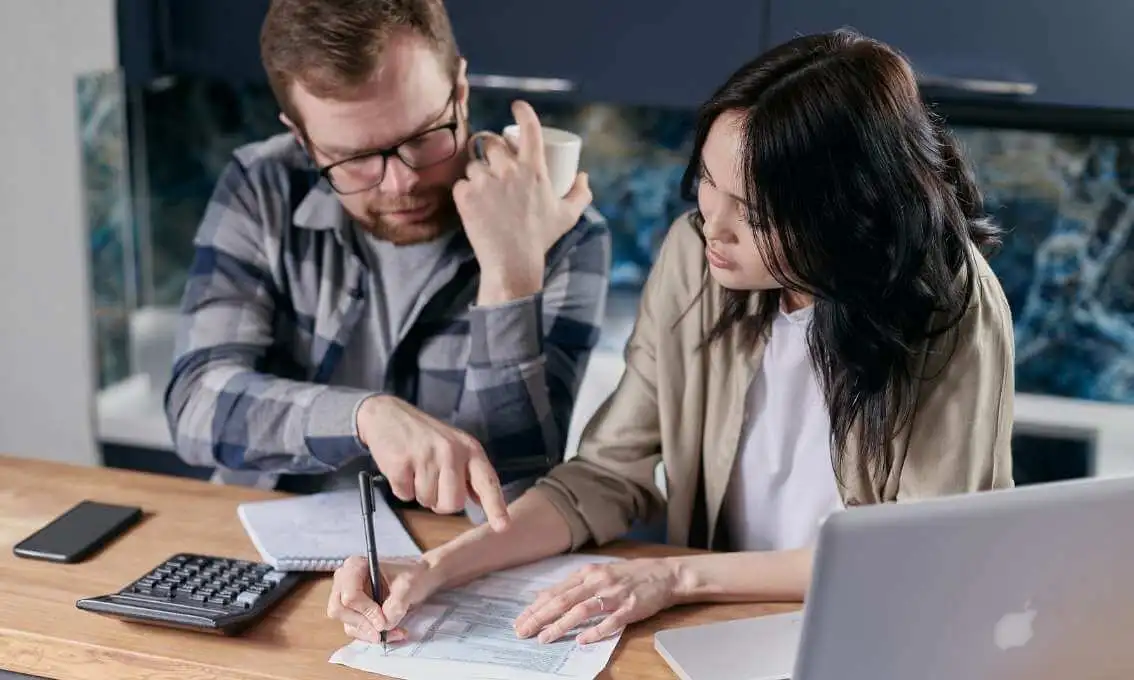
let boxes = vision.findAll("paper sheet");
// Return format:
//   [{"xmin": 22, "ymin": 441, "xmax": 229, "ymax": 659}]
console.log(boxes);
[
  {"xmin": 329, "ymin": 553, "xmax": 625, "ymax": 680},
  {"xmin": 237, "ymin": 489, "xmax": 421, "ymax": 570}
]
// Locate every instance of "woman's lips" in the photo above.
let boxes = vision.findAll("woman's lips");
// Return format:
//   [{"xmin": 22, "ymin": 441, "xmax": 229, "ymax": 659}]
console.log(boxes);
[{"xmin": 706, "ymin": 246, "xmax": 735, "ymax": 270}]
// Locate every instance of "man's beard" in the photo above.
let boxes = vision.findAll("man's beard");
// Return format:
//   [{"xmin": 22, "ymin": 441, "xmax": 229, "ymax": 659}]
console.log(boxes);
[{"xmin": 352, "ymin": 190, "xmax": 459, "ymax": 245}]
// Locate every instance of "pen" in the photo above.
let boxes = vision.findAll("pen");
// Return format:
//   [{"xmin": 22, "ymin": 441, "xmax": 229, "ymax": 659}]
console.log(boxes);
[{"xmin": 357, "ymin": 471, "xmax": 387, "ymax": 655}]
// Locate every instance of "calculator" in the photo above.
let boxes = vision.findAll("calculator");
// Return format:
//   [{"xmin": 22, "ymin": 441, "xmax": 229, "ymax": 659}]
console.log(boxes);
[{"xmin": 76, "ymin": 553, "xmax": 304, "ymax": 635}]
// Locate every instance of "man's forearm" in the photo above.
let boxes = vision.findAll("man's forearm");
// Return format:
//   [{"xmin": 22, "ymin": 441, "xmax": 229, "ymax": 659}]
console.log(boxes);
[
  {"xmin": 166, "ymin": 354, "xmax": 374, "ymax": 474},
  {"xmin": 668, "ymin": 549, "xmax": 814, "ymax": 605},
  {"xmin": 459, "ymin": 221, "xmax": 609, "ymax": 481}
]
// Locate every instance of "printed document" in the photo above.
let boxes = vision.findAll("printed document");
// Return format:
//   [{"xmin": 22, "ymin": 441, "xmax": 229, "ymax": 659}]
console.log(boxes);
[{"xmin": 329, "ymin": 553, "xmax": 625, "ymax": 680}]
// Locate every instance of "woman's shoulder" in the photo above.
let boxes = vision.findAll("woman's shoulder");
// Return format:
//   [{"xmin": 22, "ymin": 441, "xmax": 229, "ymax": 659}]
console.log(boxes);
[
  {"xmin": 964, "ymin": 244, "xmax": 1014, "ymax": 332},
  {"xmin": 924, "ymin": 243, "xmax": 1015, "ymax": 375}
]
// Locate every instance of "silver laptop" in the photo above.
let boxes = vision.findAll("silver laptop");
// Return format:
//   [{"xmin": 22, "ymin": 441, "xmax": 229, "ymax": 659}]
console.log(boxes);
[{"xmin": 655, "ymin": 474, "xmax": 1134, "ymax": 680}]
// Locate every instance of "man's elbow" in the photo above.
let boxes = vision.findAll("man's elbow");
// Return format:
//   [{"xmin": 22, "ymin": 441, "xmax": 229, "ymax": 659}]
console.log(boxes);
[{"xmin": 163, "ymin": 368, "xmax": 229, "ymax": 470}]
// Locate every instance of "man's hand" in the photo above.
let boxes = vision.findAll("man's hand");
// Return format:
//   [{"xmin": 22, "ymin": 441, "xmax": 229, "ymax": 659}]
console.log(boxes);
[
  {"xmin": 356, "ymin": 395, "xmax": 510, "ymax": 531},
  {"xmin": 454, "ymin": 100, "xmax": 592, "ymax": 305}
]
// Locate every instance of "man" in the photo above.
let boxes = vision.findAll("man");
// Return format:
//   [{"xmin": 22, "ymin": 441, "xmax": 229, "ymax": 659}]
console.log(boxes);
[{"xmin": 163, "ymin": 0, "xmax": 611, "ymax": 530}]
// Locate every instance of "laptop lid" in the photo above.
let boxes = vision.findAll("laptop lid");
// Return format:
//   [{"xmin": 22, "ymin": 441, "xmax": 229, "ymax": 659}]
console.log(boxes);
[
  {"xmin": 794, "ymin": 474, "xmax": 1134, "ymax": 680},
  {"xmin": 654, "ymin": 474, "xmax": 1134, "ymax": 680}
]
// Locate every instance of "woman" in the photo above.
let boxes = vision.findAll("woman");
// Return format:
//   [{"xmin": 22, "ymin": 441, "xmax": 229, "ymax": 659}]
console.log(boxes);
[{"xmin": 327, "ymin": 28, "xmax": 1015, "ymax": 646}]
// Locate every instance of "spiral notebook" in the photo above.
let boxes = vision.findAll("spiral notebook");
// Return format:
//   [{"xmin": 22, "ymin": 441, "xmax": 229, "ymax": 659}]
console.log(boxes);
[{"xmin": 236, "ymin": 489, "xmax": 422, "ymax": 571}]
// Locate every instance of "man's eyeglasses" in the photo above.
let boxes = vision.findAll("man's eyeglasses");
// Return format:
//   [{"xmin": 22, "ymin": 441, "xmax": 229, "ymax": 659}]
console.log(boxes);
[{"xmin": 312, "ymin": 95, "xmax": 460, "ymax": 195}]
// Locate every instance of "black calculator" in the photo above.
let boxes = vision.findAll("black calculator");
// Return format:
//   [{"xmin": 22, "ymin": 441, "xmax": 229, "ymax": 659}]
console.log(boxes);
[{"xmin": 76, "ymin": 553, "xmax": 304, "ymax": 635}]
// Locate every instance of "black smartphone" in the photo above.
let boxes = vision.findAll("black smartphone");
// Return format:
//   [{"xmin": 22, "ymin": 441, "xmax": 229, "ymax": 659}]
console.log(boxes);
[{"xmin": 13, "ymin": 500, "xmax": 143, "ymax": 563}]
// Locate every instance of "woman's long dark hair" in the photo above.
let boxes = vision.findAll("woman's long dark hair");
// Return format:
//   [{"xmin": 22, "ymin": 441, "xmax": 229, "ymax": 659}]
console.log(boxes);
[{"xmin": 682, "ymin": 28, "xmax": 1002, "ymax": 486}]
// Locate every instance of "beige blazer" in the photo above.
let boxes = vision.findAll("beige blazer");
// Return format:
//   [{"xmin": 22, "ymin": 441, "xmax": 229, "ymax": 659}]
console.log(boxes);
[{"xmin": 532, "ymin": 212, "xmax": 1015, "ymax": 551}]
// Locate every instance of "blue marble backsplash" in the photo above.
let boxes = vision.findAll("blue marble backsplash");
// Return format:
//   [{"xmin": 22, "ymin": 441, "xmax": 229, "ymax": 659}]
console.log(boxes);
[{"xmin": 80, "ymin": 73, "xmax": 1134, "ymax": 410}]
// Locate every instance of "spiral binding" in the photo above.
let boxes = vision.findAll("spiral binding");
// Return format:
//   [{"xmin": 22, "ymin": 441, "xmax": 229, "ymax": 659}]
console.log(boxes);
[{"xmin": 274, "ymin": 556, "xmax": 348, "ymax": 571}]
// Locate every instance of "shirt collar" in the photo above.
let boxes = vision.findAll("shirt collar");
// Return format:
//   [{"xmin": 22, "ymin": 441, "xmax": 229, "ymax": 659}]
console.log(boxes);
[{"xmin": 294, "ymin": 177, "xmax": 348, "ymax": 233}]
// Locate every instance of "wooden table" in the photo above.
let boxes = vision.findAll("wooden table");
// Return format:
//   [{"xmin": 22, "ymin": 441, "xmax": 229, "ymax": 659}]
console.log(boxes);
[{"xmin": 0, "ymin": 456, "xmax": 796, "ymax": 680}]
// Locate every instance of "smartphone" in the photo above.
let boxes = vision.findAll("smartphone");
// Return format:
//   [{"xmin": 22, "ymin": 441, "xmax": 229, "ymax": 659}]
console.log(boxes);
[{"xmin": 13, "ymin": 500, "xmax": 143, "ymax": 563}]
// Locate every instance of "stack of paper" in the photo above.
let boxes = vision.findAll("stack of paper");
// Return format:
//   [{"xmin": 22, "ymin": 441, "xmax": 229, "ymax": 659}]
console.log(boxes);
[{"xmin": 329, "ymin": 553, "xmax": 625, "ymax": 680}]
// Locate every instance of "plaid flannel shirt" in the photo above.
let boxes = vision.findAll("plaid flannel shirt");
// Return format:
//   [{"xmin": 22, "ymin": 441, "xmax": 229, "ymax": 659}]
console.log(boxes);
[{"xmin": 163, "ymin": 134, "xmax": 611, "ymax": 488}]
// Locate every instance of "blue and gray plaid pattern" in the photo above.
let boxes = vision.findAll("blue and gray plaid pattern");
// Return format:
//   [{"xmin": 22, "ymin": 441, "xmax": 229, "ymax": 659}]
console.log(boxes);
[{"xmin": 164, "ymin": 133, "xmax": 611, "ymax": 486}]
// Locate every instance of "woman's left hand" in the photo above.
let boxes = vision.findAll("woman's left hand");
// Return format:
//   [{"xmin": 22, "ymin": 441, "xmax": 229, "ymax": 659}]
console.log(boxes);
[{"xmin": 513, "ymin": 558, "xmax": 680, "ymax": 645}]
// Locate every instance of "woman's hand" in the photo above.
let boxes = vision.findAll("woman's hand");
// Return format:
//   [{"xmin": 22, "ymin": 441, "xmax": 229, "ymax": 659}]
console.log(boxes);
[
  {"xmin": 513, "ymin": 558, "xmax": 681, "ymax": 645},
  {"xmin": 327, "ymin": 555, "xmax": 448, "ymax": 642}
]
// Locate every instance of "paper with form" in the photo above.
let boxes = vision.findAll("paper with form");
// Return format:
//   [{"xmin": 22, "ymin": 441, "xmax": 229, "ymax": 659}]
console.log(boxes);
[{"xmin": 329, "ymin": 553, "xmax": 625, "ymax": 680}]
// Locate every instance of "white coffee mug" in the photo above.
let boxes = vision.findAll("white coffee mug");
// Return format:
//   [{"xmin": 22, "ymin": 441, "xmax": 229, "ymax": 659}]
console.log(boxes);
[{"xmin": 503, "ymin": 124, "xmax": 582, "ymax": 198}]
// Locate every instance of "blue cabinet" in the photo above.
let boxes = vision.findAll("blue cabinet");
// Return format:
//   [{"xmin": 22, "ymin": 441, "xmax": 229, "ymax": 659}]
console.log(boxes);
[
  {"xmin": 119, "ymin": 0, "xmax": 768, "ymax": 108},
  {"xmin": 448, "ymin": 1, "xmax": 769, "ymax": 109},
  {"xmin": 767, "ymin": 0, "xmax": 1134, "ymax": 111},
  {"xmin": 118, "ymin": 0, "xmax": 270, "ymax": 85}
]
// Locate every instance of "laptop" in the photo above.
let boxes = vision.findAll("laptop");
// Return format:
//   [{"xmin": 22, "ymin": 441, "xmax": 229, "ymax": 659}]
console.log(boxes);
[{"xmin": 655, "ymin": 474, "xmax": 1134, "ymax": 680}]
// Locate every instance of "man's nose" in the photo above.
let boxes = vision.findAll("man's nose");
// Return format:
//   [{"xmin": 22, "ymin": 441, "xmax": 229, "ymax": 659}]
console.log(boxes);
[{"xmin": 378, "ymin": 156, "xmax": 421, "ymax": 194}]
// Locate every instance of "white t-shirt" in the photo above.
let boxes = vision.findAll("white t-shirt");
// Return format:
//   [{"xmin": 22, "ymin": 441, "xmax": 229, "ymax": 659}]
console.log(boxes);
[{"xmin": 723, "ymin": 305, "xmax": 844, "ymax": 552}]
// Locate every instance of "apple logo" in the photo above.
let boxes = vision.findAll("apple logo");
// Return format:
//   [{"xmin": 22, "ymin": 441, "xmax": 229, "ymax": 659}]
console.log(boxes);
[{"xmin": 994, "ymin": 600, "xmax": 1037, "ymax": 651}]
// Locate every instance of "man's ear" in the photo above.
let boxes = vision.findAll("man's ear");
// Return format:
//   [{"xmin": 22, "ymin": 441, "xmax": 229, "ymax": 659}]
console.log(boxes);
[
  {"xmin": 279, "ymin": 112, "xmax": 301, "ymax": 139},
  {"xmin": 455, "ymin": 57, "xmax": 470, "ymax": 119}
]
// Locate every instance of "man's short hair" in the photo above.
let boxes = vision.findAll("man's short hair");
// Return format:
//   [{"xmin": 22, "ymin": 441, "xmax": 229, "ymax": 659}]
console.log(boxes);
[{"xmin": 260, "ymin": 0, "xmax": 459, "ymax": 120}]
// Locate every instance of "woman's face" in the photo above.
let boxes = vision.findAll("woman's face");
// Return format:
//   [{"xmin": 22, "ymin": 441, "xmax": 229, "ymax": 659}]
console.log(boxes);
[{"xmin": 696, "ymin": 111, "xmax": 781, "ymax": 292}]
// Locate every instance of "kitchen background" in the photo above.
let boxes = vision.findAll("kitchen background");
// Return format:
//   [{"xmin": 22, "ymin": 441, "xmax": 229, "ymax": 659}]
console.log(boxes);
[{"xmin": 84, "ymin": 0, "xmax": 1134, "ymax": 485}]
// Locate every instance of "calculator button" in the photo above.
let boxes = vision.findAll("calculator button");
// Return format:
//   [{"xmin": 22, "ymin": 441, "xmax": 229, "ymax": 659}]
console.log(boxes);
[
  {"xmin": 235, "ymin": 591, "xmax": 261, "ymax": 608},
  {"xmin": 263, "ymin": 571, "xmax": 287, "ymax": 584},
  {"xmin": 207, "ymin": 595, "xmax": 230, "ymax": 606}
]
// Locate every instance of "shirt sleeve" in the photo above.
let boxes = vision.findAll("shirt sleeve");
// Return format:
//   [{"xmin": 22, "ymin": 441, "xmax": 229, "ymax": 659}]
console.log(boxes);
[
  {"xmin": 451, "ymin": 214, "xmax": 612, "ymax": 485},
  {"xmin": 163, "ymin": 159, "xmax": 374, "ymax": 474}
]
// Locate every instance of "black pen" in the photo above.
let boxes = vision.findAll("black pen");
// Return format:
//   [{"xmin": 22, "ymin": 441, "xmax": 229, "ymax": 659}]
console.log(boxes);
[{"xmin": 357, "ymin": 471, "xmax": 387, "ymax": 654}]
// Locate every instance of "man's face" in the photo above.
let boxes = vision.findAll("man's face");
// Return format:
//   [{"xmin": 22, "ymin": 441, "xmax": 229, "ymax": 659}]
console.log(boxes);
[{"xmin": 285, "ymin": 31, "xmax": 470, "ymax": 245}]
